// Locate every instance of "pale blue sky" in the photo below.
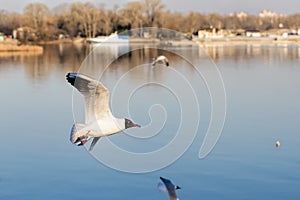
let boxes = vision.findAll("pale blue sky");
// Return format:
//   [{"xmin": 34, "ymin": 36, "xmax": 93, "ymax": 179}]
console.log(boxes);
[{"xmin": 1, "ymin": 0, "xmax": 300, "ymax": 14}]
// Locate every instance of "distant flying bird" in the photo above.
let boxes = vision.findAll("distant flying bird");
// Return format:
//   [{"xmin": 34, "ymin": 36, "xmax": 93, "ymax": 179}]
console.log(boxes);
[
  {"xmin": 158, "ymin": 177, "xmax": 181, "ymax": 200},
  {"xmin": 152, "ymin": 55, "xmax": 169, "ymax": 67},
  {"xmin": 66, "ymin": 73, "xmax": 141, "ymax": 151},
  {"xmin": 276, "ymin": 140, "xmax": 281, "ymax": 148}
]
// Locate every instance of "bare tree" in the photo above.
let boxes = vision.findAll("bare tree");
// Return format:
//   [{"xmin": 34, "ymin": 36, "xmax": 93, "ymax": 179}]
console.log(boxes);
[
  {"xmin": 0, "ymin": 10, "xmax": 10, "ymax": 34},
  {"xmin": 286, "ymin": 14, "xmax": 300, "ymax": 28},
  {"xmin": 96, "ymin": 4, "xmax": 110, "ymax": 35},
  {"xmin": 120, "ymin": 1, "xmax": 144, "ymax": 29},
  {"xmin": 23, "ymin": 3, "xmax": 50, "ymax": 31},
  {"xmin": 143, "ymin": 0, "xmax": 165, "ymax": 27},
  {"xmin": 2, "ymin": 1, "xmax": 300, "ymax": 41},
  {"xmin": 159, "ymin": 11, "xmax": 184, "ymax": 32},
  {"xmin": 185, "ymin": 12, "xmax": 208, "ymax": 33},
  {"xmin": 70, "ymin": 2, "xmax": 100, "ymax": 38}
]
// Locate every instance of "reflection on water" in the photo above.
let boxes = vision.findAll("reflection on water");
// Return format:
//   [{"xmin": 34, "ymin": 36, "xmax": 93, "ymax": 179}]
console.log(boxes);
[
  {"xmin": 0, "ymin": 51, "xmax": 43, "ymax": 58},
  {"xmin": 0, "ymin": 44, "xmax": 300, "ymax": 199},
  {"xmin": 1, "ymin": 44, "xmax": 300, "ymax": 81},
  {"xmin": 0, "ymin": 44, "xmax": 91, "ymax": 81},
  {"xmin": 205, "ymin": 45, "xmax": 300, "ymax": 62}
]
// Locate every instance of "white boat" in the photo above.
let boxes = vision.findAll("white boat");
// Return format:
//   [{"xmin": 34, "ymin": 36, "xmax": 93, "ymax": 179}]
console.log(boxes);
[{"xmin": 87, "ymin": 32, "xmax": 129, "ymax": 44}]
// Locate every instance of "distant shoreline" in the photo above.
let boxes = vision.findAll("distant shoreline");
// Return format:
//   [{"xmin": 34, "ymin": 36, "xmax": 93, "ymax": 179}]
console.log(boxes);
[
  {"xmin": 1, "ymin": 36, "xmax": 300, "ymax": 54},
  {"xmin": 195, "ymin": 36, "xmax": 300, "ymax": 47}
]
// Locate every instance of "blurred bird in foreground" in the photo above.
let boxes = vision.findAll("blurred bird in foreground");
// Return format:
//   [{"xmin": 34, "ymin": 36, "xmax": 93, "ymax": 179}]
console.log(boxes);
[
  {"xmin": 152, "ymin": 55, "xmax": 169, "ymax": 67},
  {"xmin": 158, "ymin": 177, "xmax": 181, "ymax": 200}
]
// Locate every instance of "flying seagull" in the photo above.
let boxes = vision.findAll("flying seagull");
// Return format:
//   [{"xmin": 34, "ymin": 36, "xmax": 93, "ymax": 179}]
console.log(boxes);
[
  {"xmin": 152, "ymin": 55, "xmax": 169, "ymax": 67},
  {"xmin": 276, "ymin": 140, "xmax": 281, "ymax": 148},
  {"xmin": 66, "ymin": 72, "xmax": 141, "ymax": 151},
  {"xmin": 159, "ymin": 177, "xmax": 181, "ymax": 200}
]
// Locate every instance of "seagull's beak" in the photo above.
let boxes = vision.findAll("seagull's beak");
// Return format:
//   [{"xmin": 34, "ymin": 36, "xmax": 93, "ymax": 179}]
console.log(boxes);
[{"xmin": 133, "ymin": 123, "xmax": 141, "ymax": 128}]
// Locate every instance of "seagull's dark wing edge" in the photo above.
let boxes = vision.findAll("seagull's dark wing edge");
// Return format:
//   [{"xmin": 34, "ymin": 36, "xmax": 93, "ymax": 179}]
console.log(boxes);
[{"xmin": 160, "ymin": 177, "xmax": 178, "ymax": 200}]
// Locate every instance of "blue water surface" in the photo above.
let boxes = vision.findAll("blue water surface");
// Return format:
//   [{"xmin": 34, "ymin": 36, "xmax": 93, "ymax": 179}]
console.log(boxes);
[{"xmin": 0, "ymin": 44, "xmax": 299, "ymax": 200}]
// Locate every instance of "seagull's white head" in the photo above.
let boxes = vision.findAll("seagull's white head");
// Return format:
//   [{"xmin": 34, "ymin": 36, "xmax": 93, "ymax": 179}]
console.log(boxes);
[
  {"xmin": 176, "ymin": 185, "xmax": 181, "ymax": 190},
  {"xmin": 125, "ymin": 118, "xmax": 141, "ymax": 129}
]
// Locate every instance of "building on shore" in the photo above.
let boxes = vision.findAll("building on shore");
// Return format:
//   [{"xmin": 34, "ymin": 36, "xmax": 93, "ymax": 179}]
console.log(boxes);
[
  {"xmin": 15, "ymin": 27, "xmax": 37, "ymax": 42},
  {"xmin": 198, "ymin": 28, "xmax": 225, "ymax": 39},
  {"xmin": 245, "ymin": 30, "xmax": 261, "ymax": 37}
]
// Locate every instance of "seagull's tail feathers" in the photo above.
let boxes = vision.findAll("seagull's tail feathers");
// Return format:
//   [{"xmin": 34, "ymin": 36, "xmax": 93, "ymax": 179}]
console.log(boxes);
[{"xmin": 70, "ymin": 123, "xmax": 85, "ymax": 143}]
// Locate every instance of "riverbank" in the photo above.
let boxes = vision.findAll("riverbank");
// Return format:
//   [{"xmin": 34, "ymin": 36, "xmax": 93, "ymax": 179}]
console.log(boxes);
[
  {"xmin": 0, "ymin": 44, "xmax": 43, "ymax": 52},
  {"xmin": 196, "ymin": 36, "xmax": 300, "ymax": 47},
  {"xmin": 129, "ymin": 36, "xmax": 300, "ymax": 47},
  {"xmin": 0, "ymin": 39, "xmax": 43, "ymax": 53},
  {"xmin": 1, "ymin": 36, "xmax": 300, "ymax": 53}
]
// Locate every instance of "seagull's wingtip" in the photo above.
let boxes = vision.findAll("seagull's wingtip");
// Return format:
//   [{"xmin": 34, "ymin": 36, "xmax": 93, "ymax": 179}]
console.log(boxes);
[
  {"xmin": 66, "ymin": 72, "xmax": 78, "ymax": 78},
  {"xmin": 66, "ymin": 72, "xmax": 78, "ymax": 85}
]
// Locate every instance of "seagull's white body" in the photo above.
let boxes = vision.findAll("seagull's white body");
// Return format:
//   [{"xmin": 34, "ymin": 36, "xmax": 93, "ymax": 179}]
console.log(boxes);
[
  {"xmin": 74, "ymin": 117, "xmax": 125, "ymax": 138},
  {"xmin": 152, "ymin": 55, "xmax": 169, "ymax": 67},
  {"xmin": 66, "ymin": 73, "xmax": 140, "ymax": 150}
]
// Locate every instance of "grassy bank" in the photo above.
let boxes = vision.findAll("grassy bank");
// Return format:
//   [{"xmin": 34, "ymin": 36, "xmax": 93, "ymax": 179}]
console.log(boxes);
[
  {"xmin": 0, "ymin": 44, "xmax": 43, "ymax": 52},
  {"xmin": 0, "ymin": 43, "xmax": 43, "ymax": 53},
  {"xmin": 0, "ymin": 38, "xmax": 43, "ymax": 53}
]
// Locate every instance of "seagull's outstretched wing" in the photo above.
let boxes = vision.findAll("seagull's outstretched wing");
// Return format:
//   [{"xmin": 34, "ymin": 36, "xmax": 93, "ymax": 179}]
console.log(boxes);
[
  {"xmin": 160, "ymin": 177, "xmax": 178, "ymax": 200},
  {"xmin": 157, "ymin": 182, "xmax": 168, "ymax": 193},
  {"xmin": 66, "ymin": 73, "xmax": 113, "ymax": 124},
  {"xmin": 152, "ymin": 55, "xmax": 169, "ymax": 67},
  {"xmin": 158, "ymin": 55, "xmax": 169, "ymax": 66}
]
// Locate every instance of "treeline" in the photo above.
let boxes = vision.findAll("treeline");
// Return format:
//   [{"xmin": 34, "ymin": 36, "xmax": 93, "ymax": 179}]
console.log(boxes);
[{"xmin": 1, "ymin": 0, "xmax": 300, "ymax": 40}]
